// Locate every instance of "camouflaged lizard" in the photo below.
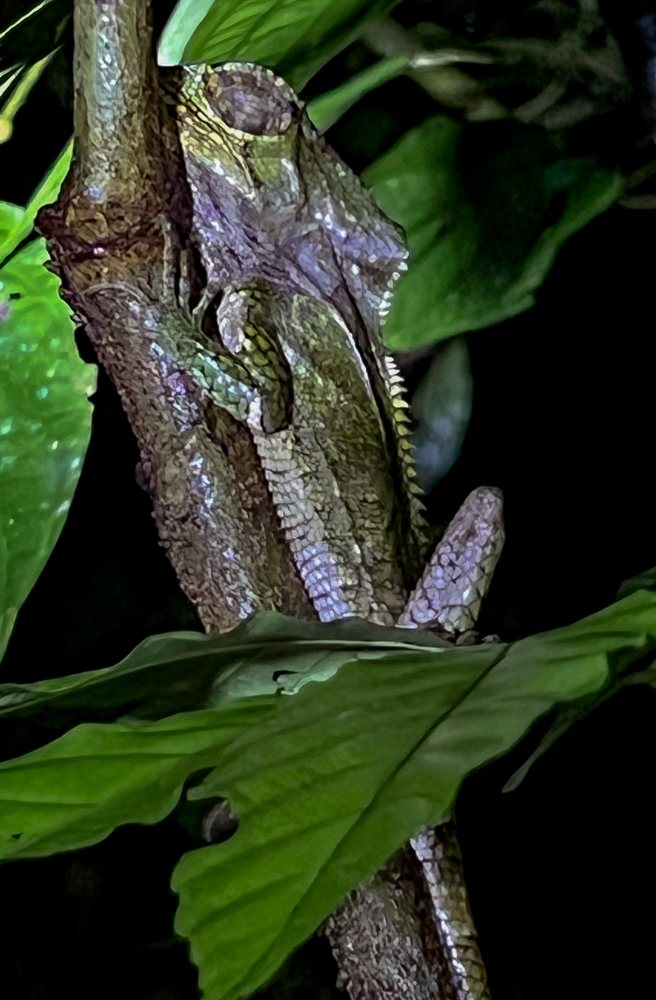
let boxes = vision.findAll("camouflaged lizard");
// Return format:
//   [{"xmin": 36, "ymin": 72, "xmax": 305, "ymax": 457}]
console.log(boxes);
[
  {"xmin": 174, "ymin": 63, "xmax": 505, "ymax": 1000},
  {"xmin": 174, "ymin": 63, "xmax": 504, "ymax": 638}
]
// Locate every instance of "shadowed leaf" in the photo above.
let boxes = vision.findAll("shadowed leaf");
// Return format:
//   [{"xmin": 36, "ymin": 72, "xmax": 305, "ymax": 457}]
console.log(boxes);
[
  {"xmin": 0, "ymin": 701, "xmax": 275, "ymax": 858},
  {"xmin": 0, "ymin": 233, "xmax": 94, "ymax": 660},
  {"xmin": 366, "ymin": 116, "xmax": 622, "ymax": 348},
  {"xmin": 158, "ymin": 0, "xmax": 398, "ymax": 88},
  {"xmin": 172, "ymin": 590, "xmax": 656, "ymax": 1000}
]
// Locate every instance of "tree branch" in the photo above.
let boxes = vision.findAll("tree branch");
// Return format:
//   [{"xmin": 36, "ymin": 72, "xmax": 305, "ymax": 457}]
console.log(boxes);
[{"xmin": 39, "ymin": 0, "xmax": 312, "ymax": 632}]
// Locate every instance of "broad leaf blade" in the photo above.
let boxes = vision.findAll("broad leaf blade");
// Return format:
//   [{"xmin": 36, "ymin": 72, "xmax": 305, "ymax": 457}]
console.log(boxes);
[
  {"xmin": 0, "ymin": 701, "xmax": 275, "ymax": 859},
  {"xmin": 158, "ymin": 0, "xmax": 398, "ymax": 88},
  {"xmin": 0, "ymin": 613, "xmax": 443, "ymax": 857},
  {"xmin": 0, "ymin": 236, "xmax": 94, "ymax": 660},
  {"xmin": 0, "ymin": 630, "xmax": 219, "ymax": 723},
  {"xmin": 0, "ymin": 611, "xmax": 446, "ymax": 723},
  {"xmin": 366, "ymin": 117, "xmax": 622, "ymax": 348},
  {"xmin": 173, "ymin": 590, "xmax": 656, "ymax": 1000}
]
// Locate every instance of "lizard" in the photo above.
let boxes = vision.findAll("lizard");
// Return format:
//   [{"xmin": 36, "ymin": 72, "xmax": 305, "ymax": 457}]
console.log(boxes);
[
  {"xmin": 172, "ymin": 63, "xmax": 504, "ymax": 633},
  {"xmin": 172, "ymin": 63, "xmax": 426, "ymax": 628},
  {"xmin": 172, "ymin": 63, "xmax": 505, "ymax": 999}
]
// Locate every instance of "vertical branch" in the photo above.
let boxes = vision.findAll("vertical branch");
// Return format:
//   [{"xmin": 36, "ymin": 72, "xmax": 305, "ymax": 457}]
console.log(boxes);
[
  {"xmin": 72, "ymin": 0, "xmax": 161, "ymax": 207},
  {"xmin": 326, "ymin": 848, "xmax": 453, "ymax": 1000},
  {"xmin": 38, "ymin": 0, "xmax": 312, "ymax": 631}
]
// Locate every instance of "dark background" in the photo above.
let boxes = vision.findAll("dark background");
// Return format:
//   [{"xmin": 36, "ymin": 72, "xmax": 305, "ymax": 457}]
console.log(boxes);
[{"xmin": 2, "ymin": 1, "xmax": 656, "ymax": 997}]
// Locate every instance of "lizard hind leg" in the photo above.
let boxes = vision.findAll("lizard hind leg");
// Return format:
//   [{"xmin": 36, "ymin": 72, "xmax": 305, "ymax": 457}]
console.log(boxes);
[
  {"xmin": 214, "ymin": 283, "xmax": 293, "ymax": 434},
  {"xmin": 397, "ymin": 486, "xmax": 505, "ymax": 637}
]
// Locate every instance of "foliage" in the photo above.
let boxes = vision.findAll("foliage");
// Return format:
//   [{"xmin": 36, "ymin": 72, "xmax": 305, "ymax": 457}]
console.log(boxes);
[
  {"xmin": 0, "ymin": 145, "xmax": 94, "ymax": 660},
  {"xmin": 1, "ymin": 595, "xmax": 655, "ymax": 997},
  {"xmin": 365, "ymin": 118, "xmax": 622, "ymax": 348},
  {"xmin": 158, "ymin": 0, "xmax": 399, "ymax": 88}
]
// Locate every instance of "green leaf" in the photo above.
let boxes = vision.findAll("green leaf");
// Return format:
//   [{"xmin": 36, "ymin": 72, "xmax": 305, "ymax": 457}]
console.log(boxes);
[
  {"xmin": 365, "ymin": 117, "xmax": 623, "ymax": 349},
  {"xmin": 156, "ymin": 0, "xmax": 214, "ymax": 66},
  {"xmin": 617, "ymin": 566, "xmax": 656, "ymax": 601},
  {"xmin": 0, "ymin": 143, "xmax": 72, "ymax": 266},
  {"xmin": 0, "ymin": 701, "xmax": 275, "ymax": 859},
  {"xmin": 0, "ymin": 203, "xmax": 23, "ymax": 253},
  {"xmin": 0, "ymin": 630, "xmax": 219, "ymax": 724},
  {"xmin": 172, "ymin": 589, "xmax": 656, "ymax": 1000},
  {"xmin": 0, "ymin": 596, "xmax": 653, "ymax": 993},
  {"xmin": 0, "ymin": 234, "xmax": 94, "ymax": 660},
  {"xmin": 158, "ymin": 0, "xmax": 398, "ymax": 88},
  {"xmin": 308, "ymin": 54, "xmax": 408, "ymax": 131},
  {"xmin": 0, "ymin": 612, "xmax": 446, "ymax": 724},
  {"xmin": 0, "ymin": 615, "xmax": 444, "ymax": 857},
  {"xmin": 0, "ymin": 0, "xmax": 69, "ymax": 90}
]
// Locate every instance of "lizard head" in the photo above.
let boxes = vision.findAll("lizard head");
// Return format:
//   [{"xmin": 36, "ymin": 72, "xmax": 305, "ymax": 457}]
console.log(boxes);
[
  {"xmin": 177, "ymin": 63, "xmax": 303, "ymax": 181},
  {"xmin": 176, "ymin": 62, "xmax": 408, "ymax": 324},
  {"xmin": 180, "ymin": 63, "xmax": 298, "ymax": 137},
  {"xmin": 176, "ymin": 62, "xmax": 306, "ymax": 226}
]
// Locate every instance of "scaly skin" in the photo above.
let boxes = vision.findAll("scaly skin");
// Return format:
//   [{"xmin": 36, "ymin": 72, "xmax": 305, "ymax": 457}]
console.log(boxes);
[
  {"xmin": 398, "ymin": 486, "xmax": 505, "ymax": 635},
  {"xmin": 404, "ymin": 490, "xmax": 504, "ymax": 1000},
  {"xmin": 216, "ymin": 281, "xmax": 409, "ymax": 623},
  {"xmin": 176, "ymin": 64, "xmax": 427, "ymax": 624},
  {"xmin": 325, "ymin": 489, "xmax": 504, "ymax": 1000}
]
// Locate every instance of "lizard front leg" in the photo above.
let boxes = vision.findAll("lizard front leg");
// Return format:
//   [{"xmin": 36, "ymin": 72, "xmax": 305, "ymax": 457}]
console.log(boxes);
[
  {"xmin": 216, "ymin": 285, "xmax": 377, "ymax": 623},
  {"xmin": 214, "ymin": 281, "xmax": 413, "ymax": 625}
]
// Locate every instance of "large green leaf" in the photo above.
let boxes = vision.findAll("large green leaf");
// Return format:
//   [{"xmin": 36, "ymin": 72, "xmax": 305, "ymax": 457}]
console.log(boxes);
[
  {"xmin": 0, "ymin": 612, "xmax": 446, "ymax": 724},
  {"xmin": 0, "ymin": 593, "xmax": 653, "ymax": 996},
  {"xmin": 0, "ymin": 618, "xmax": 443, "ymax": 859},
  {"xmin": 158, "ymin": 0, "xmax": 398, "ymax": 88},
  {"xmin": 172, "ymin": 589, "xmax": 656, "ymax": 1000},
  {"xmin": 365, "ymin": 117, "xmax": 623, "ymax": 349},
  {"xmin": 0, "ymin": 228, "xmax": 94, "ymax": 660},
  {"xmin": 0, "ymin": 701, "xmax": 275, "ymax": 859}
]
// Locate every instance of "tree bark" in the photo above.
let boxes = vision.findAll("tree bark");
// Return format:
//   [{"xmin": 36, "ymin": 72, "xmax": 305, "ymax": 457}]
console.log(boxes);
[{"xmin": 39, "ymin": 0, "xmax": 312, "ymax": 633}]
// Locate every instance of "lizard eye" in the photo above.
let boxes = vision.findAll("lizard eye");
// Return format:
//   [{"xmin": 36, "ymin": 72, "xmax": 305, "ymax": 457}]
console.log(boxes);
[{"xmin": 207, "ymin": 67, "xmax": 294, "ymax": 136}]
